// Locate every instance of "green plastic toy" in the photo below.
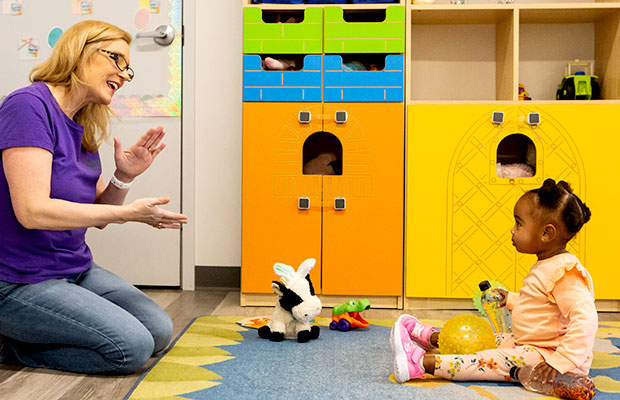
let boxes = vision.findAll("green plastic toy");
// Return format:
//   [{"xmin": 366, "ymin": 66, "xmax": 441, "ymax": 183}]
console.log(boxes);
[
  {"xmin": 330, "ymin": 299, "xmax": 371, "ymax": 332},
  {"xmin": 556, "ymin": 60, "xmax": 600, "ymax": 100}
]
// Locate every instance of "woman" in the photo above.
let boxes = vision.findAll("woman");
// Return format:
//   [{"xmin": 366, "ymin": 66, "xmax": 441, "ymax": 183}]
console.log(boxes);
[{"xmin": 0, "ymin": 20, "xmax": 187, "ymax": 374}]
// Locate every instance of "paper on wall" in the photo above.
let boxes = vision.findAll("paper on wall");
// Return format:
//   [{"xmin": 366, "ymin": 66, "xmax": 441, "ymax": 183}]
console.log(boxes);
[
  {"xmin": 72, "ymin": 0, "xmax": 92, "ymax": 15},
  {"xmin": 48, "ymin": 27, "xmax": 64, "ymax": 49},
  {"xmin": 2, "ymin": 0, "xmax": 22, "ymax": 15},
  {"xmin": 18, "ymin": 37, "xmax": 39, "ymax": 60},
  {"xmin": 139, "ymin": 0, "xmax": 160, "ymax": 13}
]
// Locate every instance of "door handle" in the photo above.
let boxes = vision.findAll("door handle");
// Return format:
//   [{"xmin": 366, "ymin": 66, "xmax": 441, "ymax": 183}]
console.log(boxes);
[
  {"xmin": 334, "ymin": 197, "xmax": 346, "ymax": 211},
  {"xmin": 298, "ymin": 197, "xmax": 310, "ymax": 210},
  {"xmin": 335, "ymin": 110, "xmax": 348, "ymax": 124},
  {"xmin": 298, "ymin": 111, "xmax": 311, "ymax": 124},
  {"xmin": 136, "ymin": 25, "xmax": 176, "ymax": 46}
]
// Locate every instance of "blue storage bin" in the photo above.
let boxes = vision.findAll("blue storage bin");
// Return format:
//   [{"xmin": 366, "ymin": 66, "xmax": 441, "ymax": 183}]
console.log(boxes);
[
  {"xmin": 305, "ymin": 0, "xmax": 348, "ymax": 4},
  {"xmin": 324, "ymin": 54, "xmax": 404, "ymax": 102},
  {"xmin": 243, "ymin": 55, "xmax": 323, "ymax": 102},
  {"xmin": 251, "ymin": 0, "xmax": 304, "ymax": 4}
]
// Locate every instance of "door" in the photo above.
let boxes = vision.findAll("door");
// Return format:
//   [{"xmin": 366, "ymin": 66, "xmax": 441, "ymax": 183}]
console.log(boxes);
[
  {"xmin": 322, "ymin": 103, "xmax": 404, "ymax": 296},
  {"xmin": 0, "ymin": 1, "xmax": 183, "ymax": 286},
  {"xmin": 84, "ymin": 1, "xmax": 183, "ymax": 286},
  {"xmin": 241, "ymin": 102, "xmax": 323, "ymax": 294},
  {"xmin": 407, "ymin": 105, "xmax": 534, "ymax": 298},
  {"xmin": 534, "ymin": 104, "xmax": 619, "ymax": 300}
]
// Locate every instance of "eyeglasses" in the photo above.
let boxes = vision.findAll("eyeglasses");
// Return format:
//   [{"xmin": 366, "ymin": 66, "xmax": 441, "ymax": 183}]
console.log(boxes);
[{"xmin": 99, "ymin": 49, "xmax": 134, "ymax": 82}]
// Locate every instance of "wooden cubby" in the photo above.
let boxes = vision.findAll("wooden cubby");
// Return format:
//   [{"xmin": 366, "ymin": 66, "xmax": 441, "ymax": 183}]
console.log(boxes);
[
  {"xmin": 406, "ymin": 1, "xmax": 620, "ymax": 103},
  {"xmin": 520, "ymin": 4, "xmax": 620, "ymax": 101},
  {"xmin": 407, "ymin": 6, "xmax": 515, "ymax": 101}
]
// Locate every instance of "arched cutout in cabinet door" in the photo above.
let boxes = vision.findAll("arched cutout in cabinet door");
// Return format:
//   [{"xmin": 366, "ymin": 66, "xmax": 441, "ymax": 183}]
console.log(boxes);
[
  {"xmin": 303, "ymin": 131, "xmax": 343, "ymax": 176},
  {"xmin": 496, "ymin": 134, "xmax": 536, "ymax": 179}
]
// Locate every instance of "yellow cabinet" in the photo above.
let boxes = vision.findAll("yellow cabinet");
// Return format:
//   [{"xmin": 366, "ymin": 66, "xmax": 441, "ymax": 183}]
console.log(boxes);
[{"xmin": 406, "ymin": 104, "xmax": 619, "ymax": 299}]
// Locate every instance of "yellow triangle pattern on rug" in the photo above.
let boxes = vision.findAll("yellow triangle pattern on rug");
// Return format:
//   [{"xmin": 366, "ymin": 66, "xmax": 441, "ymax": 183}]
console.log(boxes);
[{"xmin": 128, "ymin": 316, "xmax": 245, "ymax": 400}]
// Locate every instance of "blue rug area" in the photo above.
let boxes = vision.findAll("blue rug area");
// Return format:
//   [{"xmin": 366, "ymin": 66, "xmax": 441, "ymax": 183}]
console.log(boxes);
[{"xmin": 125, "ymin": 316, "xmax": 620, "ymax": 400}]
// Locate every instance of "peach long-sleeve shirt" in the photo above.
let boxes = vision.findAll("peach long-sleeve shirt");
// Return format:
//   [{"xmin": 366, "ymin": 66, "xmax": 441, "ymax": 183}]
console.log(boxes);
[{"xmin": 505, "ymin": 253, "xmax": 598, "ymax": 375}]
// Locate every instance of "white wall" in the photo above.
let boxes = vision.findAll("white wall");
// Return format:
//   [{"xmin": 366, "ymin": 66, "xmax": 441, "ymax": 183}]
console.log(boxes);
[{"xmin": 194, "ymin": 0, "xmax": 243, "ymax": 267}]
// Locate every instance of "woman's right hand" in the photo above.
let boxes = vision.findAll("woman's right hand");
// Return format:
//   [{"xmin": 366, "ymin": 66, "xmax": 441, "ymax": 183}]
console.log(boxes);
[{"xmin": 126, "ymin": 197, "xmax": 187, "ymax": 229}]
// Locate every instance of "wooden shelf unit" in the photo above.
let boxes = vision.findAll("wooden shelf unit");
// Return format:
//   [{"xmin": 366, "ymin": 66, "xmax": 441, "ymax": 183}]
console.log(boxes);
[
  {"xmin": 406, "ymin": 2, "xmax": 620, "ymax": 102},
  {"xmin": 243, "ymin": 0, "xmax": 406, "ymax": 8}
]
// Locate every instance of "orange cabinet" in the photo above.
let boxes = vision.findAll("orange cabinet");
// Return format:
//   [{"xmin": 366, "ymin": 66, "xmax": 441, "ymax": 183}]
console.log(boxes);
[{"xmin": 242, "ymin": 102, "xmax": 404, "ymax": 297}]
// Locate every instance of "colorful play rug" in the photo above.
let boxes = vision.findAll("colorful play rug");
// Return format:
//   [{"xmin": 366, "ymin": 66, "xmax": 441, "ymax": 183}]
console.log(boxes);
[{"xmin": 124, "ymin": 316, "xmax": 620, "ymax": 400}]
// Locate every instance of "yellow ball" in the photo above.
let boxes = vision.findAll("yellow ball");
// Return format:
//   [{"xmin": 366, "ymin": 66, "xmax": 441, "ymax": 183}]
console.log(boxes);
[{"xmin": 438, "ymin": 314, "xmax": 496, "ymax": 355}]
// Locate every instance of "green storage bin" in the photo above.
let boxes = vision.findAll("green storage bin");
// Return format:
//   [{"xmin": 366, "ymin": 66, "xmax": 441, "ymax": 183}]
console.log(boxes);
[
  {"xmin": 324, "ymin": 6, "xmax": 405, "ymax": 53},
  {"xmin": 243, "ymin": 7, "xmax": 323, "ymax": 54}
]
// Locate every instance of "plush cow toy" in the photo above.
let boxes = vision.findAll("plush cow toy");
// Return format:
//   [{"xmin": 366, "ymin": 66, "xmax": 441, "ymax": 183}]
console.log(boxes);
[{"xmin": 258, "ymin": 258, "xmax": 322, "ymax": 343}]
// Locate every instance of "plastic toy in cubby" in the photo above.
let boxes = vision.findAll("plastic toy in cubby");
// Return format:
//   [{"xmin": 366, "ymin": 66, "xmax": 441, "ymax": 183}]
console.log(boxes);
[
  {"xmin": 329, "ymin": 299, "xmax": 371, "ymax": 332},
  {"xmin": 556, "ymin": 60, "xmax": 600, "ymax": 100},
  {"xmin": 518, "ymin": 84, "xmax": 531, "ymax": 101}
]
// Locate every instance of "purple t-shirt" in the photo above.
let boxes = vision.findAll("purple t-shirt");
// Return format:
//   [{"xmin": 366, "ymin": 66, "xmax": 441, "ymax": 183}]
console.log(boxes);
[{"xmin": 0, "ymin": 82, "xmax": 101, "ymax": 283}]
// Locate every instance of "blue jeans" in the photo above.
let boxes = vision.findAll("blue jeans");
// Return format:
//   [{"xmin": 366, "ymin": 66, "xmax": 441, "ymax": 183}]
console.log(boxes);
[{"xmin": 0, "ymin": 263, "xmax": 172, "ymax": 374}]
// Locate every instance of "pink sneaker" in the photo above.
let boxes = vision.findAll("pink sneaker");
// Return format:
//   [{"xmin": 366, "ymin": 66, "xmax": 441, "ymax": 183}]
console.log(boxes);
[
  {"xmin": 390, "ymin": 317, "xmax": 426, "ymax": 383},
  {"xmin": 395, "ymin": 314, "xmax": 436, "ymax": 350}
]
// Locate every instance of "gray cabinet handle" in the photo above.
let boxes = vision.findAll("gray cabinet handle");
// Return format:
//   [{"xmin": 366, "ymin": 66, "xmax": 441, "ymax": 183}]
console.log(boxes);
[
  {"xmin": 334, "ymin": 197, "xmax": 346, "ymax": 210},
  {"xmin": 298, "ymin": 111, "xmax": 311, "ymax": 124},
  {"xmin": 335, "ymin": 110, "xmax": 348, "ymax": 124}
]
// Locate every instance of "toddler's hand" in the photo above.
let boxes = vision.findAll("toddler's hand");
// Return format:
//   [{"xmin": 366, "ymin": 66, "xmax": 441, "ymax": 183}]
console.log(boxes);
[
  {"xmin": 532, "ymin": 361, "xmax": 559, "ymax": 384},
  {"xmin": 494, "ymin": 288, "xmax": 508, "ymax": 307}
]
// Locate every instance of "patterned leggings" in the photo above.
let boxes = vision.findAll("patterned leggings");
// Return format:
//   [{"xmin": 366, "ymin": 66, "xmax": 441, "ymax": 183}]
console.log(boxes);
[{"xmin": 432, "ymin": 334, "xmax": 545, "ymax": 381}]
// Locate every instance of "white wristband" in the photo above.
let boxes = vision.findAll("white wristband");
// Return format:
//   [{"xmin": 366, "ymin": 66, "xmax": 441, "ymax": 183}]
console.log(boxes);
[{"xmin": 110, "ymin": 174, "xmax": 132, "ymax": 190}]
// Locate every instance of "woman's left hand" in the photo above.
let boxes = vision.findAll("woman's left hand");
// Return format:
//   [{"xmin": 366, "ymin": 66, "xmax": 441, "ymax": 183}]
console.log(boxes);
[
  {"xmin": 532, "ymin": 361, "xmax": 559, "ymax": 384},
  {"xmin": 113, "ymin": 126, "xmax": 166, "ymax": 182}
]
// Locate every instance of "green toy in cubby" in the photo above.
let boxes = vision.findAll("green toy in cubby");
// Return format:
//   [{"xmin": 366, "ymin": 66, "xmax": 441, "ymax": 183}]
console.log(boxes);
[{"xmin": 556, "ymin": 60, "xmax": 600, "ymax": 100}]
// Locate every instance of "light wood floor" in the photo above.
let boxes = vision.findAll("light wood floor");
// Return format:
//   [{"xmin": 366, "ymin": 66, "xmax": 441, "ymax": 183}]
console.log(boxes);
[{"xmin": 0, "ymin": 289, "xmax": 618, "ymax": 400}]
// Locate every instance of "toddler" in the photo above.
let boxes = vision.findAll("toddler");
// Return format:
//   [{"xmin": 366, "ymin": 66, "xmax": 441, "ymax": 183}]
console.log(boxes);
[{"xmin": 392, "ymin": 179, "xmax": 596, "ymax": 384}]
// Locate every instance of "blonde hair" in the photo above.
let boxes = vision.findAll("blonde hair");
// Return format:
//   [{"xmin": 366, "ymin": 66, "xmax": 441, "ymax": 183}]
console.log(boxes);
[{"xmin": 30, "ymin": 20, "xmax": 132, "ymax": 152}]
